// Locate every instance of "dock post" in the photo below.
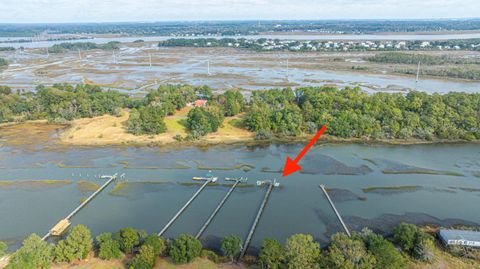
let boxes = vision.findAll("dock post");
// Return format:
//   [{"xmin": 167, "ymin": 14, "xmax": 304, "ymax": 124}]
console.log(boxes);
[{"xmin": 319, "ymin": 184, "xmax": 351, "ymax": 237}]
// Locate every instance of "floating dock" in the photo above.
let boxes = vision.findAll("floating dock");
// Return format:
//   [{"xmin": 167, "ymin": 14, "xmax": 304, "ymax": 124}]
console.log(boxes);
[
  {"xmin": 42, "ymin": 174, "xmax": 118, "ymax": 240},
  {"xmin": 240, "ymin": 180, "xmax": 276, "ymax": 258},
  {"xmin": 195, "ymin": 177, "xmax": 246, "ymax": 239},
  {"xmin": 158, "ymin": 177, "xmax": 214, "ymax": 237},
  {"xmin": 319, "ymin": 184, "xmax": 351, "ymax": 237}
]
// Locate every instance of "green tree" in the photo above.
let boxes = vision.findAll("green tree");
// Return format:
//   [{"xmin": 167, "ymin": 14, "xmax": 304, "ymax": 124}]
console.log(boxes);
[
  {"xmin": 6, "ymin": 234, "xmax": 53, "ymax": 269},
  {"xmin": 413, "ymin": 237, "xmax": 435, "ymax": 262},
  {"xmin": 393, "ymin": 223, "xmax": 421, "ymax": 253},
  {"xmin": 324, "ymin": 233, "xmax": 376, "ymax": 269},
  {"xmin": 186, "ymin": 106, "xmax": 222, "ymax": 138},
  {"xmin": 54, "ymin": 224, "xmax": 93, "ymax": 262},
  {"xmin": 0, "ymin": 241, "xmax": 7, "ymax": 257},
  {"xmin": 220, "ymin": 235, "xmax": 242, "ymax": 262},
  {"xmin": 258, "ymin": 238, "xmax": 285, "ymax": 269},
  {"xmin": 126, "ymin": 106, "xmax": 167, "ymax": 135},
  {"xmin": 115, "ymin": 227, "xmax": 140, "ymax": 254},
  {"xmin": 143, "ymin": 234, "xmax": 166, "ymax": 256},
  {"xmin": 361, "ymin": 230, "xmax": 405, "ymax": 269},
  {"xmin": 96, "ymin": 232, "xmax": 122, "ymax": 260},
  {"xmin": 284, "ymin": 234, "xmax": 320, "ymax": 269},
  {"xmin": 218, "ymin": 90, "xmax": 245, "ymax": 116},
  {"xmin": 168, "ymin": 234, "xmax": 202, "ymax": 264},
  {"xmin": 126, "ymin": 108, "xmax": 142, "ymax": 135},
  {"xmin": 130, "ymin": 244, "xmax": 156, "ymax": 269}
]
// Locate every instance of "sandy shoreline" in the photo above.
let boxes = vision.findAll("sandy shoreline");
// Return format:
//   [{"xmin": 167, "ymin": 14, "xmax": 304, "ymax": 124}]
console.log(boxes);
[{"xmin": 1, "ymin": 111, "xmax": 478, "ymax": 149}]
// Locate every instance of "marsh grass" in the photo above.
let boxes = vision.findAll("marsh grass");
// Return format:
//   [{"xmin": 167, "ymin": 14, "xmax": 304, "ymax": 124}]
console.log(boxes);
[
  {"xmin": 0, "ymin": 180, "xmax": 72, "ymax": 190},
  {"xmin": 382, "ymin": 169, "xmax": 464, "ymax": 176},
  {"xmin": 362, "ymin": 185, "xmax": 422, "ymax": 193},
  {"xmin": 109, "ymin": 180, "xmax": 175, "ymax": 196},
  {"xmin": 77, "ymin": 180, "xmax": 100, "ymax": 193},
  {"xmin": 197, "ymin": 163, "xmax": 255, "ymax": 171},
  {"xmin": 57, "ymin": 162, "xmax": 96, "ymax": 168}
]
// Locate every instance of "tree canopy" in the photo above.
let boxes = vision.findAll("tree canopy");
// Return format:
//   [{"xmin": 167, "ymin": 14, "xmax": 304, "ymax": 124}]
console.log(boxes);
[
  {"xmin": 168, "ymin": 234, "xmax": 202, "ymax": 264},
  {"xmin": 6, "ymin": 234, "xmax": 53, "ymax": 269}
]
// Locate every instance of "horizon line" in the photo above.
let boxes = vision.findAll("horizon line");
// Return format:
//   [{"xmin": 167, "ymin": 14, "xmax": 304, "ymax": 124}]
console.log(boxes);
[{"xmin": 1, "ymin": 17, "xmax": 480, "ymax": 25}]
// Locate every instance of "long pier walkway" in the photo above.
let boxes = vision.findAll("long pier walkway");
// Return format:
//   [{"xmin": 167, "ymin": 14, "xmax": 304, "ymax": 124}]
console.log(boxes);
[
  {"xmin": 240, "ymin": 181, "xmax": 275, "ymax": 258},
  {"xmin": 319, "ymin": 184, "xmax": 351, "ymax": 237},
  {"xmin": 195, "ymin": 178, "xmax": 243, "ymax": 239},
  {"xmin": 158, "ymin": 178, "xmax": 213, "ymax": 237},
  {"xmin": 42, "ymin": 174, "xmax": 118, "ymax": 240}
]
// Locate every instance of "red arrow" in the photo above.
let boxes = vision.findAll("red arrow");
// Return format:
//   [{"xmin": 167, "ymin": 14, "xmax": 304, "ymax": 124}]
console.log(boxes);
[{"xmin": 282, "ymin": 125, "xmax": 327, "ymax": 177}]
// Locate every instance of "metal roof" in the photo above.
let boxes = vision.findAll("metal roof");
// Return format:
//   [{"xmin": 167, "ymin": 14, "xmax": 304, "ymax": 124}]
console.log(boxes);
[{"xmin": 439, "ymin": 229, "xmax": 480, "ymax": 242}]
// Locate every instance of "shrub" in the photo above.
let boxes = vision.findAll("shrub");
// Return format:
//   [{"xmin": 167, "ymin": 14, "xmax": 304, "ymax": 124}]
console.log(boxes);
[
  {"xmin": 96, "ymin": 232, "xmax": 122, "ymax": 260},
  {"xmin": 143, "ymin": 234, "xmax": 166, "ymax": 256},
  {"xmin": 115, "ymin": 227, "xmax": 140, "ymax": 253},
  {"xmin": 284, "ymin": 234, "xmax": 320, "ymax": 269},
  {"xmin": 130, "ymin": 244, "xmax": 156, "ymax": 269},
  {"xmin": 258, "ymin": 238, "xmax": 285, "ymax": 269},
  {"xmin": 54, "ymin": 224, "xmax": 93, "ymax": 262},
  {"xmin": 324, "ymin": 233, "xmax": 376, "ymax": 269},
  {"xmin": 0, "ymin": 241, "xmax": 7, "ymax": 257},
  {"xmin": 220, "ymin": 235, "xmax": 242, "ymax": 262},
  {"xmin": 6, "ymin": 234, "xmax": 53, "ymax": 269},
  {"xmin": 168, "ymin": 234, "xmax": 202, "ymax": 264},
  {"xmin": 361, "ymin": 229, "xmax": 406, "ymax": 269},
  {"xmin": 200, "ymin": 249, "xmax": 220, "ymax": 263}
]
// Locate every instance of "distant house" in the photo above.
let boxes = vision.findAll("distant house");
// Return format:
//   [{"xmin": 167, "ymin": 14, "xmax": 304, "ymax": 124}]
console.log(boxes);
[
  {"xmin": 439, "ymin": 229, "xmax": 480, "ymax": 248},
  {"xmin": 193, "ymin": 99, "xmax": 208, "ymax": 108}
]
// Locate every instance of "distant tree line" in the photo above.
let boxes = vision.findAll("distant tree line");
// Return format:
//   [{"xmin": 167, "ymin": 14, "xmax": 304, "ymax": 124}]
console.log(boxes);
[
  {"xmin": 48, "ymin": 41, "xmax": 120, "ymax": 53},
  {"xmin": 159, "ymin": 38, "xmax": 263, "ymax": 50},
  {"xmin": 4, "ymin": 222, "xmax": 469, "ymax": 269},
  {"xmin": 399, "ymin": 67, "xmax": 480, "ymax": 80},
  {"xmin": 366, "ymin": 52, "xmax": 480, "ymax": 80},
  {"xmin": 366, "ymin": 52, "xmax": 452, "ymax": 65},
  {"xmin": 0, "ymin": 47, "xmax": 15, "ymax": 52}
]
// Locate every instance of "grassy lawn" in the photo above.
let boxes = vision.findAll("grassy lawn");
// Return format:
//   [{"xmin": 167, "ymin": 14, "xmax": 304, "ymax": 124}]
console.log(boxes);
[{"xmin": 51, "ymin": 257, "xmax": 247, "ymax": 269}]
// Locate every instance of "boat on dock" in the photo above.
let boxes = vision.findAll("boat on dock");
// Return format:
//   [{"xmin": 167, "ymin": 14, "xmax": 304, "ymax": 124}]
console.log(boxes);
[
  {"xmin": 192, "ymin": 176, "xmax": 218, "ymax": 182},
  {"xmin": 50, "ymin": 219, "xmax": 71, "ymax": 236}
]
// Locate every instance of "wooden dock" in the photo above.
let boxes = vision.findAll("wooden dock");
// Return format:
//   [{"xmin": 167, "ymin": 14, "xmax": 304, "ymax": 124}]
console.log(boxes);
[
  {"xmin": 319, "ymin": 184, "xmax": 351, "ymax": 237},
  {"xmin": 240, "ymin": 181, "xmax": 275, "ymax": 258},
  {"xmin": 158, "ymin": 178, "xmax": 213, "ymax": 237},
  {"xmin": 42, "ymin": 174, "xmax": 117, "ymax": 240},
  {"xmin": 195, "ymin": 178, "xmax": 243, "ymax": 239}
]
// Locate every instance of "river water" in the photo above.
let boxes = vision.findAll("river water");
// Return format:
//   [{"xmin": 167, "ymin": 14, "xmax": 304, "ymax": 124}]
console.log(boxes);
[
  {"xmin": 1, "ymin": 143, "xmax": 479, "ymax": 252},
  {"xmin": 3, "ymin": 32, "xmax": 480, "ymax": 49}
]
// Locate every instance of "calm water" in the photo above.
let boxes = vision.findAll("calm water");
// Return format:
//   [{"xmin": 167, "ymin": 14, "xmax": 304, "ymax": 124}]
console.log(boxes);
[
  {"xmin": 4, "ymin": 32, "xmax": 480, "ymax": 49},
  {"xmin": 0, "ymin": 143, "xmax": 479, "ymax": 252}
]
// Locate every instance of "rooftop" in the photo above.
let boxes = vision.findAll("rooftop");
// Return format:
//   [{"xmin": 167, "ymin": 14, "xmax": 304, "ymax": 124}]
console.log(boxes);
[{"xmin": 439, "ymin": 229, "xmax": 480, "ymax": 242}]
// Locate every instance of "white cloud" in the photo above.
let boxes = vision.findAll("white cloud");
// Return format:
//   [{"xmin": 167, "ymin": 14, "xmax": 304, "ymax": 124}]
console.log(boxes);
[{"xmin": 0, "ymin": 0, "xmax": 478, "ymax": 23}]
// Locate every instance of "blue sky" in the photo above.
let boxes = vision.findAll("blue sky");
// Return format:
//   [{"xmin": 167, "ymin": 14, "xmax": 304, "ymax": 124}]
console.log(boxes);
[{"xmin": 0, "ymin": 0, "xmax": 478, "ymax": 23}]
